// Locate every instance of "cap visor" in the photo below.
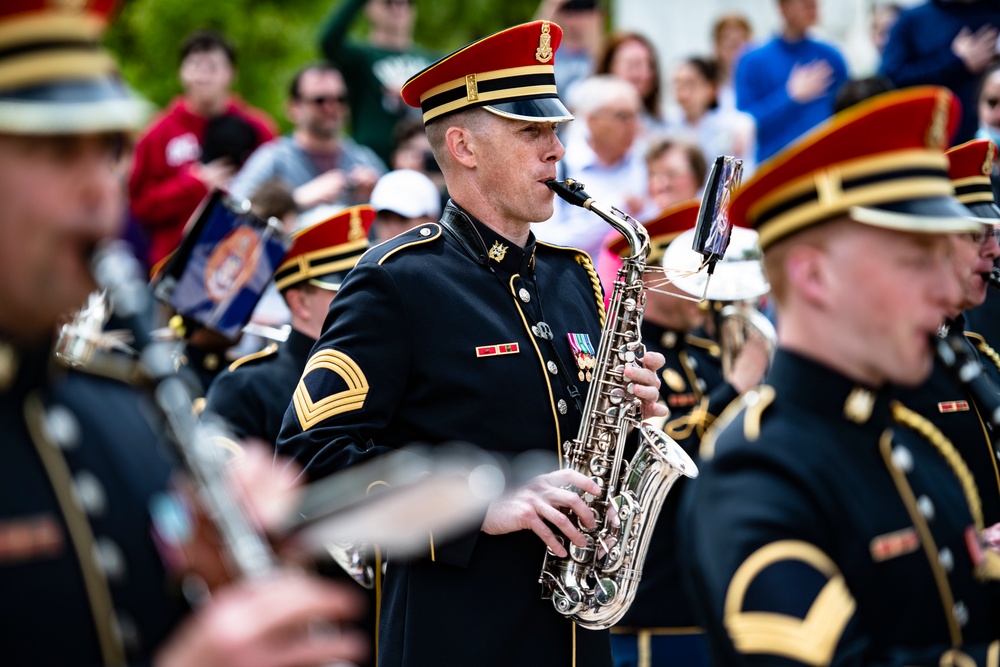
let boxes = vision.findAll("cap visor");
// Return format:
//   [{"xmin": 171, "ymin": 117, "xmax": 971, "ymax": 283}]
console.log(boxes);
[
  {"xmin": 307, "ymin": 274, "xmax": 344, "ymax": 291},
  {"xmin": 965, "ymin": 200, "xmax": 1000, "ymax": 221},
  {"xmin": 484, "ymin": 97, "xmax": 573, "ymax": 123},
  {"xmin": 0, "ymin": 79, "xmax": 152, "ymax": 134},
  {"xmin": 849, "ymin": 196, "xmax": 986, "ymax": 233}
]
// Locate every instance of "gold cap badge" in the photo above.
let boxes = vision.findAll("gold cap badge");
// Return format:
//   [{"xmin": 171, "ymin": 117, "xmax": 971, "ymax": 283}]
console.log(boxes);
[{"xmin": 535, "ymin": 22, "xmax": 553, "ymax": 63}]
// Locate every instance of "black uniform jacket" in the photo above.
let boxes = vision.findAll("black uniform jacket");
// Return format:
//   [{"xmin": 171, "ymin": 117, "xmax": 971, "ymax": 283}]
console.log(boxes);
[
  {"xmin": 276, "ymin": 202, "xmax": 611, "ymax": 667},
  {"xmin": 0, "ymin": 339, "xmax": 187, "ymax": 665},
  {"xmin": 679, "ymin": 349, "xmax": 1000, "ymax": 666},
  {"xmin": 894, "ymin": 317, "xmax": 1000, "ymax": 527},
  {"xmin": 205, "ymin": 327, "xmax": 315, "ymax": 444},
  {"xmin": 616, "ymin": 320, "xmax": 737, "ymax": 630}
]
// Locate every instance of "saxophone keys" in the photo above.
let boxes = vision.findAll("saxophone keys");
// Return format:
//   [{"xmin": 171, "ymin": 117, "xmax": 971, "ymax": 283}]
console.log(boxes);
[
  {"xmin": 594, "ymin": 578, "xmax": 618, "ymax": 605},
  {"xmin": 589, "ymin": 456, "xmax": 608, "ymax": 476}
]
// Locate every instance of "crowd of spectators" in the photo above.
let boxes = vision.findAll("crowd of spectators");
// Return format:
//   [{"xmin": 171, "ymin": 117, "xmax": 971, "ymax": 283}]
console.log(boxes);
[{"xmin": 122, "ymin": 0, "xmax": 1000, "ymax": 300}]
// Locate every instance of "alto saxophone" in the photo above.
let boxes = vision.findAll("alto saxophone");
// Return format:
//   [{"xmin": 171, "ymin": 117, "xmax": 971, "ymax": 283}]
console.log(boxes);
[{"xmin": 538, "ymin": 180, "xmax": 698, "ymax": 629}]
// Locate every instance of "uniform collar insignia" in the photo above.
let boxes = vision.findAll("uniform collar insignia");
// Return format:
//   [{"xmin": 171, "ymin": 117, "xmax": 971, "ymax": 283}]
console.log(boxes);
[
  {"xmin": 488, "ymin": 241, "xmax": 509, "ymax": 263},
  {"xmin": 843, "ymin": 387, "xmax": 875, "ymax": 424}
]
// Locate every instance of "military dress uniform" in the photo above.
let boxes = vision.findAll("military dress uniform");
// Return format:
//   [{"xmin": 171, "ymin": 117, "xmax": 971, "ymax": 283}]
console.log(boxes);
[
  {"xmin": 205, "ymin": 331, "xmax": 310, "ymax": 443},
  {"xmin": 204, "ymin": 205, "xmax": 374, "ymax": 445},
  {"xmin": 682, "ymin": 350, "xmax": 1000, "ymax": 666},
  {"xmin": 277, "ymin": 201, "xmax": 609, "ymax": 666},
  {"xmin": 953, "ymin": 139, "xmax": 1000, "ymax": 355},
  {"xmin": 894, "ymin": 139, "xmax": 1000, "ymax": 528},
  {"xmin": 276, "ymin": 20, "xmax": 617, "ymax": 666},
  {"xmin": 895, "ymin": 315, "xmax": 1000, "ymax": 528},
  {"xmin": 680, "ymin": 87, "xmax": 1000, "ymax": 666},
  {"xmin": 0, "ymin": 341, "xmax": 188, "ymax": 664}
]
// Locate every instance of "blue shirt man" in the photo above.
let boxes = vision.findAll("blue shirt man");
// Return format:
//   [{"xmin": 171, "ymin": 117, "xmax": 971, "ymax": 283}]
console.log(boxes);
[{"xmin": 735, "ymin": 0, "xmax": 847, "ymax": 162}]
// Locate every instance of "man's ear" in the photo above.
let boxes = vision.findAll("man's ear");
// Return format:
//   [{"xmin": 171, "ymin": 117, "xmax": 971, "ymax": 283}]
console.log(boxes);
[
  {"xmin": 282, "ymin": 286, "xmax": 309, "ymax": 320},
  {"xmin": 446, "ymin": 126, "xmax": 477, "ymax": 169},
  {"xmin": 785, "ymin": 244, "xmax": 828, "ymax": 307}
]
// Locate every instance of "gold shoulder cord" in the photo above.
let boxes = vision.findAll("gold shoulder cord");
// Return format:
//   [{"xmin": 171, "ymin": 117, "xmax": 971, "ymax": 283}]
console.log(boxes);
[
  {"xmin": 890, "ymin": 401, "xmax": 983, "ymax": 531},
  {"xmin": 967, "ymin": 333, "xmax": 1000, "ymax": 377},
  {"xmin": 574, "ymin": 253, "xmax": 606, "ymax": 328}
]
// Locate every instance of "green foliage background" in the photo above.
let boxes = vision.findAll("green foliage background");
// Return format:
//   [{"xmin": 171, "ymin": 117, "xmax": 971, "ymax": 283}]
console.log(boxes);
[{"xmin": 106, "ymin": 0, "xmax": 542, "ymax": 132}]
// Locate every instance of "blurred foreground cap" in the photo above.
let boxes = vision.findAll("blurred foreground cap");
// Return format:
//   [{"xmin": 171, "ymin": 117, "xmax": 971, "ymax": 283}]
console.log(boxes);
[
  {"xmin": 0, "ymin": 0, "xmax": 150, "ymax": 134},
  {"xmin": 730, "ymin": 87, "xmax": 981, "ymax": 251}
]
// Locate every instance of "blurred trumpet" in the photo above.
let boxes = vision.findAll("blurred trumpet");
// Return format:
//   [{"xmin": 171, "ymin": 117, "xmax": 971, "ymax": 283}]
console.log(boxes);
[{"xmin": 717, "ymin": 302, "xmax": 777, "ymax": 378}]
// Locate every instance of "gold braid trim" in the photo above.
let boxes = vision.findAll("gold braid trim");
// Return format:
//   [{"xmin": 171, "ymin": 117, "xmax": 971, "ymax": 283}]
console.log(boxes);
[
  {"xmin": 575, "ymin": 253, "xmax": 606, "ymax": 328},
  {"xmin": 965, "ymin": 332, "xmax": 1000, "ymax": 376},
  {"xmin": 890, "ymin": 401, "xmax": 983, "ymax": 531}
]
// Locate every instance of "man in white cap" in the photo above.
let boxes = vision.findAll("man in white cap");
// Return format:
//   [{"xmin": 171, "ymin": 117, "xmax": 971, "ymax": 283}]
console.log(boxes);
[{"xmin": 369, "ymin": 168, "xmax": 442, "ymax": 242}]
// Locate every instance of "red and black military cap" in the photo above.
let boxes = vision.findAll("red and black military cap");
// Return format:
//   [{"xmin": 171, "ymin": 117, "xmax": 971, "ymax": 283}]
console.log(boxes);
[
  {"xmin": 947, "ymin": 139, "xmax": 1000, "ymax": 220},
  {"xmin": 607, "ymin": 200, "xmax": 700, "ymax": 266},
  {"xmin": 401, "ymin": 20, "xmax": 573, "ymax": 126},
  {"xmin": 730, "ymin": 86, "xmax": 981, "ymax": 251},
  {"xmin": 0, "ymin": 0, "xmax": 148, "ymax": 134},
  {"xmin": 274, "ymin": 205, "xmax": 375, "ymax": 293}
]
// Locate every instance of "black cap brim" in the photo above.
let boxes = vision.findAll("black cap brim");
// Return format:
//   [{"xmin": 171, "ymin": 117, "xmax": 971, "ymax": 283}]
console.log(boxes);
[
  {"xmin": 965, "ymin": 200, "xmax": 1000, "ymax": 221},
  {"xmin": 0, "ymin": 79, "xmax": 150, "ymax": 134},
  {"xmin": 484, "ymin": 97, "xmax": 573, "ymax": 123},
  {"xmin": 849, "ymin": 196, "xmax": 988, "ymax": 233}
]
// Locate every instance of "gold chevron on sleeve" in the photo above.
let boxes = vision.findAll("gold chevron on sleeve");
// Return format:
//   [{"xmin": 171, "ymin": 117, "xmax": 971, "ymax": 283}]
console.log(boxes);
[
  {"xmin": 724, "ymin": 540, "xmax": 856, "ymax": 666},
  {"xmin": 293, "ymin": 349, "xmax": 369, "ymax": 431}
]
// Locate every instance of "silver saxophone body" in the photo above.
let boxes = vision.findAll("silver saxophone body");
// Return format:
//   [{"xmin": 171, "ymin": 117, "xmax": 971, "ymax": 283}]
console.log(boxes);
[{"xmin": 538, "ymin": 180, "xmax": 698, "ymax": 630}]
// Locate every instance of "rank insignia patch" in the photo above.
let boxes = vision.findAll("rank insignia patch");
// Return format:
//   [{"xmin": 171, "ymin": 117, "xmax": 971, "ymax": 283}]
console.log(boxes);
[
  {"xmin": 0, "ymin": 514, "xmax": 63, "ymax": 565},
  {"xmin": 476, "ymin": 343, "xmax": 519, "ymax": 357},
  {"xmin": 293, "ymin": 349, "xmax": 369, "ymax": 431},
  {"xmin": 869, "ymin": 527, "xmax": 919, "ymax": 562},
  {"xmin": 937, "ymin": 400, "xmax": 970, "ymax": 413}
]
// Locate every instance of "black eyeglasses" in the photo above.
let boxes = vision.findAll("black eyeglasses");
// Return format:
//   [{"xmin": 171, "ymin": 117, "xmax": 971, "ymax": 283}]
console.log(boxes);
[
  {"xmin": 300, "ymin": 94, "xmax": 349, "ymax": 106},
  {"xmin": 970, "ymin": 226, "xmax": 1000, "ymax": 245}
]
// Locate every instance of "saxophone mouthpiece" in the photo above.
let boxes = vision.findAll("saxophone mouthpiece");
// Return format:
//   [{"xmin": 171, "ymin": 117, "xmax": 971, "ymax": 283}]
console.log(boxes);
[
  {"xmin": 546, "ymin": 179, "xmax": 593, "ymax": 209},
  {"xmin": 984, "ymin": 266, "xmax": 1000, "ymax": 290}
]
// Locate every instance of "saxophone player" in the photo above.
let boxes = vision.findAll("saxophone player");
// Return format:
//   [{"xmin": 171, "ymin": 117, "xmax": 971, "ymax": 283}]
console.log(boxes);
[
  {"xmin": 604, "ymin": 201, "xmax": 769, "ymax": 667},
  {"xmin": 275, "ymin": 21, "xmax": 666, "ymax": 667},
  {"xmin": 679, "ymin": 87, "xmax": 1000, "ymax": 665}
]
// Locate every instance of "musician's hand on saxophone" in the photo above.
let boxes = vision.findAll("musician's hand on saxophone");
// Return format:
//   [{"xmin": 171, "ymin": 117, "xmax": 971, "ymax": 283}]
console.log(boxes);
[
  {"xmin": 623, "ymin": 350, "xmax": 669, "ymax": 420},
  {"xmin": 482, "ymin": 470, "xmax": 602, "ymax": 558}
]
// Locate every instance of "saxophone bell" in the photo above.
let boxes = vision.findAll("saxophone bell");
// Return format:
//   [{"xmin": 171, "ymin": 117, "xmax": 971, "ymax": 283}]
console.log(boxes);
[{"xmin": 538, "ymin": 179, "xmax": 697, "ymax": 629}]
